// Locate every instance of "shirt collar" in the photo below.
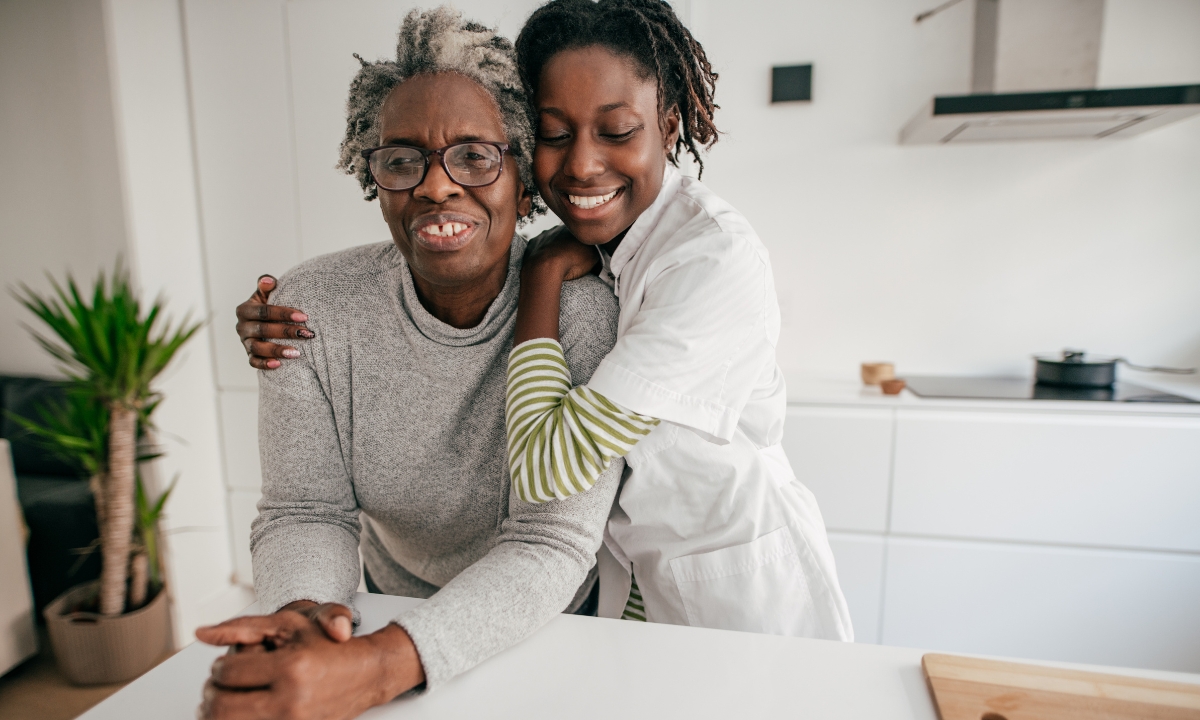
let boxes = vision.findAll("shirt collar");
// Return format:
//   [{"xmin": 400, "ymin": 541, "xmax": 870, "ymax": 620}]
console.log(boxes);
[{"xmin": 608, "ymin": 165, "xmax": 682, "ymax": 286}]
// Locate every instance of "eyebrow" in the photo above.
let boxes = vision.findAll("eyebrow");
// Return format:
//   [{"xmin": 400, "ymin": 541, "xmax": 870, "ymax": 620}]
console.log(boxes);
[
  {"xmin": 539, "ymin": 102, "xmax": 633, "ymax": 117},
  {"xmin": 379, "ymin": 133, "xmax": 490, "ymax": 147}
]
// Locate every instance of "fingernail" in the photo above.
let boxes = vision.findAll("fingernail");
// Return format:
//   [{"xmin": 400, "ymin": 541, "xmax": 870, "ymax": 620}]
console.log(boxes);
[
  {"xmin": 259, "ymin": 276, "xmax": 275, "ymax": 285},
  {"xmin": 291, "ymin": 312, "xmax": 308, "ymax": 322},
  {"xmin": 267, "ymin": 359, "xmax": 281, "ymax": 368},
  {"xmin": 282, "ymin": 348, "xmax": 301, "ymax": 359},
  {"xmin": 298, "ymin": 329, "xmax": 315, "ymax": 339}
]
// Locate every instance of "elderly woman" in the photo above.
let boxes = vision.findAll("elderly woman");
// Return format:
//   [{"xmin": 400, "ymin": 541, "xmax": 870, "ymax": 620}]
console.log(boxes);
[{"xmin": 196, "ymin": 9, "xmax": 620, "ymax": 719}]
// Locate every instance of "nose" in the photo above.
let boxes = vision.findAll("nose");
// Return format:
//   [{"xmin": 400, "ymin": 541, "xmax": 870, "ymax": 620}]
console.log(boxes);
[
  {"xmin": 412, "ymin": 154, "xmax": 464, "ymax": 203},
  {"xmin": 561, "ymin": 135, "xmax": 605, "ymax": 182}
]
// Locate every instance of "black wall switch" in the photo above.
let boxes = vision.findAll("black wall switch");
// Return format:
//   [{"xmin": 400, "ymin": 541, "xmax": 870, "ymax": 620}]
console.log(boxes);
[{"xmin": 771, "ymin": 64, "xmax": 812, "ymax": 103}]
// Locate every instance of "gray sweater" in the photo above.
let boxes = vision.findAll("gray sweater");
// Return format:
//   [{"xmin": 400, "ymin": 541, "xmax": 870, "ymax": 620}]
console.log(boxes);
[{"xmin": 251, "ymin": 236, "xmax": 621, "ymax": 689}]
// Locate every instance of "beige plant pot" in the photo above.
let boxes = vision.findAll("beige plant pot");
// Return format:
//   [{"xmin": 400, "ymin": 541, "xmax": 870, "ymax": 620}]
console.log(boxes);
[{"xmin": 44, "ymin": 580, "xmax": 174, "ymax": 685}]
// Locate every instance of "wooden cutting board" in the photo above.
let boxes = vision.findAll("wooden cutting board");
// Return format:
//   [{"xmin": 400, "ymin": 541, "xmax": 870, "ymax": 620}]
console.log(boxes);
[{"xmin": 923, "ymin": 653, "xmax": 1200, "ymax": 720}]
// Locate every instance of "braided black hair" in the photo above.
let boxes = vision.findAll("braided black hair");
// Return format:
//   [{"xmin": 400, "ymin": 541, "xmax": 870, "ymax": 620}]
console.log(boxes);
[{"xmin": 515, "ymin": 0, "xmax": 719, "ymax": 177}]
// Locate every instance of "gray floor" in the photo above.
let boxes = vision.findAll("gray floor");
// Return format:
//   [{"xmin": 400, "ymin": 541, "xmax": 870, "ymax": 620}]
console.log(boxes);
[{"xmin": 0, "ymin": 628, "xmax": 128, "ymax": 720}]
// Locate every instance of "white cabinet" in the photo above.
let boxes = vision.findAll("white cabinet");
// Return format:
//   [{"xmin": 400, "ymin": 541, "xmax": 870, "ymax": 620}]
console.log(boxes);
[
  {"xmin": 880, "ymin": 537, "xmax": 1200, "ymax": 673},
  {"xmin": 891, "ymin": 410, "xmax": 1200, "ymax": 552},
  {"xmin": 783, "ymin": 407, "xmax": 893, "ymax": 533},
  {"xmin": 785, "ymin": 384, "xmax": 1200, "ymax": 671},
  {"xmin": 826, "ymin": 533, "xmax": 886, "ymax": 644}
]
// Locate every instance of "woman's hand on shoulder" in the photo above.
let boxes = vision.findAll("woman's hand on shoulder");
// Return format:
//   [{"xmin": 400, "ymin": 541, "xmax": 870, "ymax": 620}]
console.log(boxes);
[
  {"xmin": 236, "ymin": 275, "xmax": 315, "ymax": 370},
  {"xmin": 525, "ymin": 226, "xmax": 600, "ymax": 283}
]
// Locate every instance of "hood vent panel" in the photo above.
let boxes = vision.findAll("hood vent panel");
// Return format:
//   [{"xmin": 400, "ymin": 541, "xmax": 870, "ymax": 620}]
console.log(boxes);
[{"xmin": 902, "ymin": 85, "xmax": 1200, "ymax": 144}]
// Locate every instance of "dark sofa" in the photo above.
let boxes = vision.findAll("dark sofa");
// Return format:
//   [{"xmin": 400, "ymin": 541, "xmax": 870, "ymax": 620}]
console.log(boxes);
[{"xmin": 0, "ymin": 375, "xmax": 101, "ymax": 619}]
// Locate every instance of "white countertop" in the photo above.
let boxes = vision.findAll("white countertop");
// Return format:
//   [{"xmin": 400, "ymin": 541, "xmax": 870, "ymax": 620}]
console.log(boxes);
[
  {"xmin": 786, "ymin": 373, "xmax": 1200, "ymax": 415},
  {"xmin": 81, "ymin": 593, "xmax": 1200, "ymax": 720}
]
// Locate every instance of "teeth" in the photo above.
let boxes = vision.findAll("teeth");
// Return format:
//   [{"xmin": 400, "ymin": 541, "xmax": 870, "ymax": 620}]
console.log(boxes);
[
  {"xmin": 568, "ymin": 190, "xmax": 618, "ymax": 210},
  {"xmin": 421, "ymin": 222, "xmax": 469, "ymax": 237}
]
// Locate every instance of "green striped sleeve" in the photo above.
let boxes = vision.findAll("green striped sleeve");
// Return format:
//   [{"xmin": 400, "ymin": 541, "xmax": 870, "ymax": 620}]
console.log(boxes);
[{"xmin": 506, "ymin": 338, "xmax": 659, "ymax": 504}]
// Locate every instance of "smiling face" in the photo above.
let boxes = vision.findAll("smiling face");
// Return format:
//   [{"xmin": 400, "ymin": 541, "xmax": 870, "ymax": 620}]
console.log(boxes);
[
  {"xmin": 533, "ymin": 45, "xmax": 679, "ymax": 246},
  {"xmin": 376, "ymin": 72, "xmax": 531, "ymax": 294}
]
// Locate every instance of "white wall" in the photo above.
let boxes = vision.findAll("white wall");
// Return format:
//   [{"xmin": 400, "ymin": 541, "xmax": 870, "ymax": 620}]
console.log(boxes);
[
  {"xmin": 0, "ymin": 0, "xmax": 127, "ymax": 377},
  {"xmin": 689, "ymin": 0, "xmax": 1200, "ymax": 380},
  {"xmin": 181, "ymin": 0, "xmax": 1200, "ymax": 389},
  {"xmin": 1100, "ymin": 0, "xmax": 1200, "ymax": 87},
  {"xmin": 102, "ymin": 0, "xmax": 245, "ymax": 644},
  {"xmin": 0, "ymin": 0, "xmax": 248, "ymax": 645},
  {"xmin": 178, "ymin": 0, "xmax": 1199, "ymax": 590}
]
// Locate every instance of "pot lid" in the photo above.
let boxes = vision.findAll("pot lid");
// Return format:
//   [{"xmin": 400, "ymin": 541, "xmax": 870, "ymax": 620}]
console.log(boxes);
[{"xmin": 1033, "ymin": 349, "xmax": 1119, "ymax": 365}]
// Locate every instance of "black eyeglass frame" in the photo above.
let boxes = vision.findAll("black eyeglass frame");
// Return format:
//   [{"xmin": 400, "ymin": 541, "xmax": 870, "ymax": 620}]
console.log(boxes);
[{"xmin": 360, "ymin": 141, "xmax": 511, "ymax": 191}]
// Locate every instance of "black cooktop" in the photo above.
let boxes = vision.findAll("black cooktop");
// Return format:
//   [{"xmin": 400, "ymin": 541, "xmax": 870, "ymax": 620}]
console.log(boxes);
[{"xmin": 903, "ymin": 376, "xmax": 1199, "ymax": 404}]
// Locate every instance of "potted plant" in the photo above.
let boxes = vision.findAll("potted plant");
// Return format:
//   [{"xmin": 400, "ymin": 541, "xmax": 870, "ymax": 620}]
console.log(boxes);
[{"xmin": 12, "ymin": 264, "xmax": 198, "ymax": 684}]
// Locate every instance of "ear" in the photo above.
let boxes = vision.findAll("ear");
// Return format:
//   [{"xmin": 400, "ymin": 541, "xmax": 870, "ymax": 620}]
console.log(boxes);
[
  {"xmin": 663, "ymin": 106, "xmax": 681, "ymax": 152},
  {"xmin": 516, "ymin": 180, "xmax": 533, "ymax": 218}
]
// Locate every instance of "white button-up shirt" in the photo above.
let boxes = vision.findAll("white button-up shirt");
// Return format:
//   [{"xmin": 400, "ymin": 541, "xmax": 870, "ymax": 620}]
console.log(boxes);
[{"xmin": 589, "ymin": 166, "xmax": 853, "ymax": 640}]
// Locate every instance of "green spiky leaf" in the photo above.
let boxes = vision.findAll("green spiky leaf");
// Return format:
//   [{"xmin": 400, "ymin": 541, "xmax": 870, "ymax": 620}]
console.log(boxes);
[{"xmin": 13, "ymin": 262, "xmax": 202, "ymax": 412}]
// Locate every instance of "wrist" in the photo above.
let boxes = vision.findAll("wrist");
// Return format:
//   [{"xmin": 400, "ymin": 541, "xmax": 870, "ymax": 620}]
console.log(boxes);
[
  {"xmin": 365, "ymin": 622, "xmax": 425, "ymax": 701},
  {"xmin": 523, "ymin": 255, "xmax": 570, "ymax": 284},
  {"xmin": 519, "ymin": 260, "xmax": 566, "ymax": 307}
]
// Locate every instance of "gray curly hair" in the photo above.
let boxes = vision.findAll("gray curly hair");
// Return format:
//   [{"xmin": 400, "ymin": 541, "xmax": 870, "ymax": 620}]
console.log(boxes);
[{"xmin": 336, "ymin": 7, "xmax": 543, "ymax": 218}]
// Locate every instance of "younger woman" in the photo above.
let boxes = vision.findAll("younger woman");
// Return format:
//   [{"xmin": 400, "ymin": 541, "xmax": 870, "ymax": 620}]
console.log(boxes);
[{"xmin": 506, "ymin": 0, "xmax": 852, "ymax": 638}]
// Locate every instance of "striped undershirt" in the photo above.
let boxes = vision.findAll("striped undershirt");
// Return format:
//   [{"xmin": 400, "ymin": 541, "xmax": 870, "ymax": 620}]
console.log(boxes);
[
  {"xmin": 621, "ymin": 575, "xmax": 646, "ymax": 622},
  {"xmin": 505, "ymin": 339, "xmax": 659, "ymax": 504}
]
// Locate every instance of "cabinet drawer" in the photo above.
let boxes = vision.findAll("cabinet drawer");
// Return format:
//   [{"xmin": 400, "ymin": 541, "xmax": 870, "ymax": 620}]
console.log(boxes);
[
  {"xmin": 783, "ymin": 407, "xmax": 893, "ymax": 533},
  {"xmin": 891, "ymin": 410, "xmax": 1200, "ymax": 551},
  {"xmin": 881, "ymin": 537, "xmax": 1200, "ymax": 672},
  {"xmin": 827, "ymin": 533, "xmax": 886, "ymax": 644}
]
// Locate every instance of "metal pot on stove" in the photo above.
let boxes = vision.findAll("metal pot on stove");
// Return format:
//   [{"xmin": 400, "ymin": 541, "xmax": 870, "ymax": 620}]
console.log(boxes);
[{"xmin": 1033, "ymin": 349, "xmax": 1195, "ymax": 388}]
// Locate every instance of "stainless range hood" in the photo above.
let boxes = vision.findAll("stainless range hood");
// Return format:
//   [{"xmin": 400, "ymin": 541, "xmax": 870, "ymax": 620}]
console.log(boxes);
[{"xmin": 901, "ymin": 0, "xmax": 1200, "ymax": 144}]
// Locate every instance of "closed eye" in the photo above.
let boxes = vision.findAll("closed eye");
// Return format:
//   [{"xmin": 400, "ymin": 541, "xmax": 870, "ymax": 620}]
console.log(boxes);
[{"xmin": 602, "ymin": 127, "xmax": 640, "ymax": 141}]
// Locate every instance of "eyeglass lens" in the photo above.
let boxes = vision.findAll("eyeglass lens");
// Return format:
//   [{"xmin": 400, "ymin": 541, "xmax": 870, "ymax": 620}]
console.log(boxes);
[{"xmin": 369, "ymin": 143, "xmax": 503, "ymax": 191}]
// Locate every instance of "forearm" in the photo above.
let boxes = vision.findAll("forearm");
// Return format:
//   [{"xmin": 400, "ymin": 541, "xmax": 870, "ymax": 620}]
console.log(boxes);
[
  {"xmin": 392, "ymin": 460, "xmax": 621, "ymax": 690},
  {"xmin": 506, "ymin": 339, "xmax": 658, "ymax": 503},
  {"xmin": 251, "ymin": 517, "xmax": 362, "ymax": 619},
  {"xmin": 254, "ymin": 348, "xmax": 363, "ymax": 616},
  {"xmin": 514, "ymin": 261, "xmax": 565, "ymax": 345},
  {"xmin": 393, "ymin": 545, "xmax": 578, "ymax": 690}
]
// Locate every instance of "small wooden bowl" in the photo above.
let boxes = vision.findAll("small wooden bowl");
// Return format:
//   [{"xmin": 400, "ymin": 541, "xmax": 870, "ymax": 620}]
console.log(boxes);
[
  {"xmin": 880, "ymin": 378, "xmax": 907, "ymax": 395},
  {"xmin": 861, "ymin": 362, "xmax": 895, "ymax": 386}
]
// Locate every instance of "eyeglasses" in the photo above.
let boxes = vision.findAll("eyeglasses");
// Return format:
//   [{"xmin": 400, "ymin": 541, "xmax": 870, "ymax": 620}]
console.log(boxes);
[{"xmin": 361, "ymin": 142, "xmax": 510, "ymax": 192}]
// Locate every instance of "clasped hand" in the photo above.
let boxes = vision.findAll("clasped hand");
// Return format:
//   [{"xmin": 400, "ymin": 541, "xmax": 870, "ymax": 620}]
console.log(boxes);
[{"xmin": 195, "ymin": 600, "xmax": 424, "ymax": 720}]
